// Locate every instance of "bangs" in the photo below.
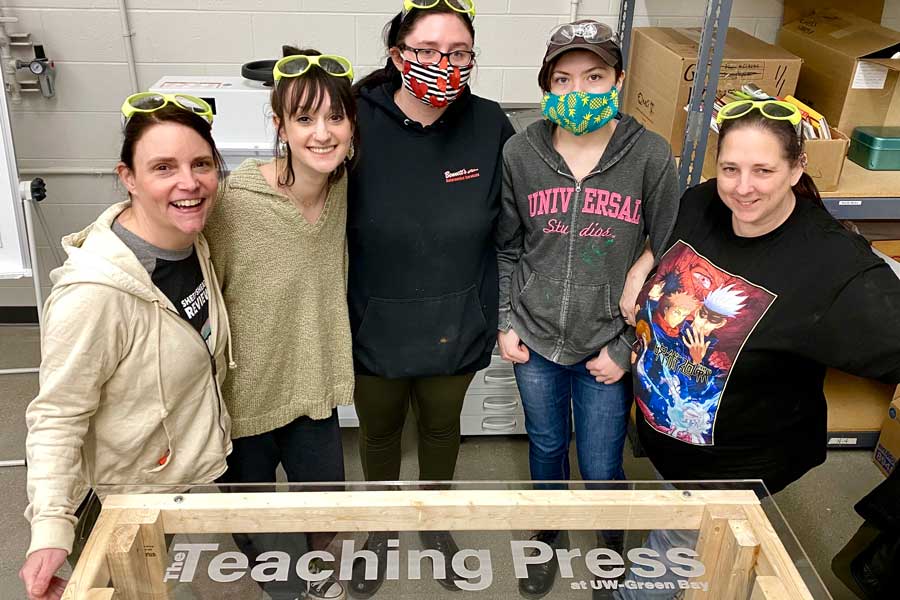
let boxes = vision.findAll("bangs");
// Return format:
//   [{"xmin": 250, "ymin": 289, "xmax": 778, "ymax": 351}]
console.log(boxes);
[{"xmin": 282, "ymin": 68, "xmax": 353, "ymax": 118}]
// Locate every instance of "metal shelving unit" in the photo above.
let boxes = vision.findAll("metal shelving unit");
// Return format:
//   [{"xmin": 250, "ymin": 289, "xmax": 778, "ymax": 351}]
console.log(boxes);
[
  {"xmin": 616, "ymin": 0, "xmax": 900, "ymax": 221},
  {"xmin": 614, "ymin": 0, "xmax": 898, "ymax": 450}
]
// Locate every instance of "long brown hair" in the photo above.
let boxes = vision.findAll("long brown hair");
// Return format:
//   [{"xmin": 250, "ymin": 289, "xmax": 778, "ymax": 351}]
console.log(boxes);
[
  {"xmin": 353, "ymin": 6, "xmax": 476, "ymax": 95},
  {"xmin": 271, "ymin": 46, "xmax": 359, "ymax": 188}
]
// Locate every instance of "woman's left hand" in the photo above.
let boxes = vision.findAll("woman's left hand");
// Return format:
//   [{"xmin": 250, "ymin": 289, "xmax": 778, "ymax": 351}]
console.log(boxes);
[{"xmin": 586, "ymin": 346, "xmax": 625, "ymax": 384}]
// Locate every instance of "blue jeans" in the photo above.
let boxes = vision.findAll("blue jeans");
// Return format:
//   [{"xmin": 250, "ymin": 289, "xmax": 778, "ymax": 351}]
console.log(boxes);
[{"xmin": 514, "ymin": 347, "xmax": 630, "ymax": 482}]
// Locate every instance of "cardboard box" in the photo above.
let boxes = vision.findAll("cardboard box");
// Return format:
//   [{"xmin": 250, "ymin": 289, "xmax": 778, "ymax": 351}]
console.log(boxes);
[
  {"xmin": 623, "ymin": 27, "xmax": 801, "ymax": 155},
  {"xmin": 826, "ymin": 370, "xmax": 896, "ymax": 434},
  {"xmin": 783, "ymin": 0, "xmax": 884, "ymax": 25},
  {"xmin": 701, "ymin": 127, "xmax": 849, "ymax": 192},
  {"xmin": 778, "ymin": 11, "xmax": 900, "ymax": 137},
  {"xmin": 874, "ymin": 388, "xmax": 900, "ymax": 476},
  {"xmin": 872, "ymin": 240, "xmax": 900, "ymax": 261}
]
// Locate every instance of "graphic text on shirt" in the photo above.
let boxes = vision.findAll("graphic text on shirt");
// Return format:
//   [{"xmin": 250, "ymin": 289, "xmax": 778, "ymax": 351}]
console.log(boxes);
[
  {"xmin": 632, "ymin": 241, "xmax": 777, "ymax": 446},
  {"xmin": 527, "ymin": 186, "xmax": 641, "ymax": 225}
]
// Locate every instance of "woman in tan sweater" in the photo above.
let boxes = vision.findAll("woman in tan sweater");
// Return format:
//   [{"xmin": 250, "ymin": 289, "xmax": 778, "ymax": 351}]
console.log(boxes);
[{"xmin": 204, "ymin": 47, "xmax": 358, "ymax": 600}]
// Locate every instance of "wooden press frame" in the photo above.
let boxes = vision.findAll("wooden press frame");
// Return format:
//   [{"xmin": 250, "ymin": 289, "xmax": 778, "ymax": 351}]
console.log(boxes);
[{"xmin": 62, "ymin": 489, "xmax": 821, "ymax": 600}]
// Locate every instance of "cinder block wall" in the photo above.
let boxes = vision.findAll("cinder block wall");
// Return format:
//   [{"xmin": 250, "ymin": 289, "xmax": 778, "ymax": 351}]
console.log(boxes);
[{"xmin": 0, "ymin": 0, "xmax": 895, "ymax": 307}]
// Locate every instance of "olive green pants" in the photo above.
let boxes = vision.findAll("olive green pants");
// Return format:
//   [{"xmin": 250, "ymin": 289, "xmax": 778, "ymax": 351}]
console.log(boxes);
[{"xmin": 354, "ymin": 373, "xmax": 474, "ymax": 481}]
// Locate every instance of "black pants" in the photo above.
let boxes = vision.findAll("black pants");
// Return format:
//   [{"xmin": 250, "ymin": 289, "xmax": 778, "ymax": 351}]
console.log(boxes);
[
  {"xmin": 218, "ymin": 409, "xmax": 345, "ymax": 599},
  {"xmin": 354, "ymin": 373, "xmax": 474, "ymax": 481}
]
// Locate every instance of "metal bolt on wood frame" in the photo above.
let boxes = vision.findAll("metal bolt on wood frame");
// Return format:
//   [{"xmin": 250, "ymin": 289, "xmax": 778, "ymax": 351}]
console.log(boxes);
[{"xmin": 62, "ymin": 488, "xmax": 819, "ymax": 600}]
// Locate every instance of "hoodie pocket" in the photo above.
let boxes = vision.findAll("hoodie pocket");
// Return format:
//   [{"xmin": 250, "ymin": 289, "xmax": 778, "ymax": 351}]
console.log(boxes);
[
  {"xmin": 355, "ymin": 285, "xmax": 488, "ymax": 378},
  {"xmin": 512, "ymin": 270, "xmax": 565, "ymax": 342},
  {"xmin": 563, "ymin": 281, "xmax": 622, "ymax": 356},
  {"xmin": 142, "ymin": 421, "xmax": 175, "ymax": 474}
]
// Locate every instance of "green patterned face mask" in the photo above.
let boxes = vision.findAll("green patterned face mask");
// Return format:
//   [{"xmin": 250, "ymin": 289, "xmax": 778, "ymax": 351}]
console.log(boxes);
[{"xmin": 540, "ymin": 87, "xmax": 619, "ymax": 135}]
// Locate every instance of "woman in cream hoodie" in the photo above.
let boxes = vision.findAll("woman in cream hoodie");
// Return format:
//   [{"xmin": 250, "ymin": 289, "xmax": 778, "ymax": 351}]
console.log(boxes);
[{"xmin": 20, "ymin": 95, "xmax": 232, "ymax": 600}]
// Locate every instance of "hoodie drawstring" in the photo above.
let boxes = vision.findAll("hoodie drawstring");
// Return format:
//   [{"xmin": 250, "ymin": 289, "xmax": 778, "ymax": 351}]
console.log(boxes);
[
  {"xmin": 207, "ymin": 258, "xmax": 237, "ymax": 369},
  {"xmin": 154, "ymin": 303, "xmax": 169, "ymax": 418}
]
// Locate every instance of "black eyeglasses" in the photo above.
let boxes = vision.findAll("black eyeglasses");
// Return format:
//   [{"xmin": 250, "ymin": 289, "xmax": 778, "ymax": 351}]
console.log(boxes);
[{"xmin": 398, "ymin": 44, "xmax": 476, "ymax": 67}]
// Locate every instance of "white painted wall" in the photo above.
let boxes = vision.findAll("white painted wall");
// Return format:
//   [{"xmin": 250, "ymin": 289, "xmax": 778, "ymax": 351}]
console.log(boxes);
[{"xmin": 0, "ymin": 0, "xmax": 896, "ymax": 307}]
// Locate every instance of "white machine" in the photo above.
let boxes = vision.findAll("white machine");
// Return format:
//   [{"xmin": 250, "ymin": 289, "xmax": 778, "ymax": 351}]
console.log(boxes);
[
  {"xmin": 148, "ymin": 75, "xmax": 528, "ymax": 436},
  {"xmin": 150, "ymin": 75, "xmax": 276, "ymax": 170}
]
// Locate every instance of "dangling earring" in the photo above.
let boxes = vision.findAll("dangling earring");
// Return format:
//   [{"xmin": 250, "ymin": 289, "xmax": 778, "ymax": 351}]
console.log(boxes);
[
  {"xmin": 278, "ymin": 138, "xmax": 288, "ymax": 156},
  {"xmin": 346, "ymin": 141, "xmax": 355, "ymax": 162}
]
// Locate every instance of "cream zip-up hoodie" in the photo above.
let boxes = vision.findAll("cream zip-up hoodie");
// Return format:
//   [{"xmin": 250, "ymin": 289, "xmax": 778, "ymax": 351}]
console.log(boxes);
[{"xmin": 24, "ymin": 201, "xmax": 233, "ymax": 557}]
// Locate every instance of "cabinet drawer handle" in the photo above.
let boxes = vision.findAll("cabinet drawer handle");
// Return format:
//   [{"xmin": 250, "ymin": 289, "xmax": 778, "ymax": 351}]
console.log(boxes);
[
  {"xmin": 482, "ymin": 417, "xmax": 517, "ymax": 431},
  {"xmin": 484, "ymin": 371, "xmax": 516, "ymax": 385},
  {"xmin": 483, "ymin": 397, "xmax": 518, "ymax": 410}
]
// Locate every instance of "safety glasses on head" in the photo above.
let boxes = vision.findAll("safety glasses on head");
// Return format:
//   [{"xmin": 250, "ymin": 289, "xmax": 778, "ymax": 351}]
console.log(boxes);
[
  {"xmin": 121, "ymin": 92, "xmax": 214, "ymax": 124},
  {"xmin": 401, "ymin": 0, "xmax": 476, "ymax": 21},
  {"xmin": 547, "ymin": 21, "xmax": 618, "ymax": 46},
  {"xmin": 273, "ymin": 54, "xmax": 354, "ymax": 82},
  {"xmin": 716, "ymin": 100, "xmax": 803, "ymax": 126}
]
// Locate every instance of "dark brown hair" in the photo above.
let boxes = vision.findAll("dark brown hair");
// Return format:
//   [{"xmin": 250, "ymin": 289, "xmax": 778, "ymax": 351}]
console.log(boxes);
[
  {"xmin": 717, "ymin": 110, "xmax": 822, "ymax": 205},
  {"xmin": 120, "ymin": 105, "xmax": 225, "ymax": 177},
  {"xmin": 272, "ymin": 46, "xmax": 359, "ymax": 188},
  {"xmin": 353, "ymin": 6, "xmax": 476, "ymax": 94},
  {"xmin": 538, "ymin": 47, "xmax": 624, "ymax": 93}
]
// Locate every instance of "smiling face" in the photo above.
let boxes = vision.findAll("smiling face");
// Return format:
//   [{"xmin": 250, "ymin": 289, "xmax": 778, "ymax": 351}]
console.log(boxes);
[
  {"xmin": 716, "ymin": 125, "xmax": 804, "ymax": 237},
  {"xmin": 116, "ymin": 121, "xmax": 218, "ymax": 249},
  {"xmin": 275, "ymin": 86, "xmax": 353, "ymax": 178},
  {"xmin": 547, "ymin": 49, "xmax": 620, "ymax": 95}
]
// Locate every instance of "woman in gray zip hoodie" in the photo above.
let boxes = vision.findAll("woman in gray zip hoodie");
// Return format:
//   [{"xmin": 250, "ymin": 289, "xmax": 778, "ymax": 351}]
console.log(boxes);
[{"xmin": 495, "ymin": 20, "xmax": 680, "ymax": 596}]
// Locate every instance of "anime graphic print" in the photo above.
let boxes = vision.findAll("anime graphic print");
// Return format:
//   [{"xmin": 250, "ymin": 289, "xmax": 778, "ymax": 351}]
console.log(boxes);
[{"xmin": 632, "ymin": 241, "xmax": 776, "ymax": 445}]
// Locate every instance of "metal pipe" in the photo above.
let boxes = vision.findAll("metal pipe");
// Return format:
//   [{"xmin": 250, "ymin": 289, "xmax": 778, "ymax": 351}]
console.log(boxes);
[
  {"xmin": 23, "ymin": 196, "xmax": 44, "ymax": 325},
  {"xmin": 569, "ymin": 0, "xmax": 580, "ymax": 21},
  {"xmin": 116, "ymin": 0, "xmax": 140, "ymax": 93},
  {"xmin": 19, "ymin": 167, "xmax": 114, "ymax": 175},
  {"xmin": 0, "ymin": 368, "xmax": 38, "ymax": 375},
  {"xmin": 0, "ymin": 15, "xmax": 21, "ymax": 104}
]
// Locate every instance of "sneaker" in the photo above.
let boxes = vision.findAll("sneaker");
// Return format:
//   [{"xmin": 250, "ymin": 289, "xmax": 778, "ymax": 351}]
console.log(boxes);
[{"xmin": 301, "ymin": 558, "xmax": 346, "ymax": 600}]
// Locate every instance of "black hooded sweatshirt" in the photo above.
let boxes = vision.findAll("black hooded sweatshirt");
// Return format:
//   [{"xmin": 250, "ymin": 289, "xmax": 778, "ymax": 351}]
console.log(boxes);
[{"xmin": 347, "ymin": 82, "xmax": 515, "ymax": 378}]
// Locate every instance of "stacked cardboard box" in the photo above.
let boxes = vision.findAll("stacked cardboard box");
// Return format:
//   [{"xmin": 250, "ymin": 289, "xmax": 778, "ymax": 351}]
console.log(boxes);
[{"xmin": 622, "ymin": 27, "xmax": 801, "ymax": 156}]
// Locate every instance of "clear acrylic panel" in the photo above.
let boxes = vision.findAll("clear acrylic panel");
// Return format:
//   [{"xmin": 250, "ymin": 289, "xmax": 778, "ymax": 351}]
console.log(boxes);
[{"xmin": 65, "ymin": 480, "xmax": 832, "ymax": 599}]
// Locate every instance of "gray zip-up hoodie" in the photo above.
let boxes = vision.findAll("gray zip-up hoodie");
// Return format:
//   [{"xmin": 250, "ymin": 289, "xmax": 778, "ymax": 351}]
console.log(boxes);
[{"xmin": 497, "ymin": 115, "xmax": 679, "ymax": 369}]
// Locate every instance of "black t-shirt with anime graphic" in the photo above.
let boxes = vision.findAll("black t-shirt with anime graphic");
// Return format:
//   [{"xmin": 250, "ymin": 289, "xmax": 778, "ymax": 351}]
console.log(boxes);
[{"xmin": 633, "ymin": 180, "xmax": 900, "ymax": 493}]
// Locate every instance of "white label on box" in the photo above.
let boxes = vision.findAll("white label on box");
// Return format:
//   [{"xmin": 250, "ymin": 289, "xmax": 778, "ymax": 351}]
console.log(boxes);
[
  {"xmin": 839, "ymin": 200, "xmax": 863, "ymax": 206},
  {"xmin": 852, "ymin": 62, "xmax": 889, "ymax": 90},
  {"xmin": 828, "ymin": 437, "xmax": 859, "ymax": 445}
]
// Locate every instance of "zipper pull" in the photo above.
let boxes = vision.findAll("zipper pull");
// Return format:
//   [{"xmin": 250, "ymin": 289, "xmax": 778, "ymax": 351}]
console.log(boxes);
[{"xmin": 575, "ymin": 181, "xmax": 582, "ymax": 193}]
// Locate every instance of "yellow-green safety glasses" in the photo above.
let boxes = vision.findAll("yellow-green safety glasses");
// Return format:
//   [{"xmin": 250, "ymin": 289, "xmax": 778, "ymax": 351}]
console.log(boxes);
[
  {"xmin": 402, "ymin": 0, "xmax": 476, "ymax": 20},
  {"xmin": 121, "ymin": 92, "xmax": 213, "ymax": 124},
  {"xmin": 716, "ymin": 100, "xmax": 802, "ymax": 126},
  {"xmin": 273, "ymin": 54, "xmax": 354, "ymax": 82}
]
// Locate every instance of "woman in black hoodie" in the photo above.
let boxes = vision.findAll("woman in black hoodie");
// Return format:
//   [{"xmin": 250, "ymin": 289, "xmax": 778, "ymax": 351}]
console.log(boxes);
[{"xmin": 346, "ymin": 1, "xmax": 514, "ymax": 596}]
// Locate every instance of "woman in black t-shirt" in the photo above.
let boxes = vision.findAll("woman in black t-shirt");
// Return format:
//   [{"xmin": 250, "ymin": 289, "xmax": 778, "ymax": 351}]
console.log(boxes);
[
  {"xmin": 612, "ymin": 100, "xmax": 900, "ymax": 600},
  {"xmin": 625, "ymin": 100, "xmax": 900, "ymax": 494}
]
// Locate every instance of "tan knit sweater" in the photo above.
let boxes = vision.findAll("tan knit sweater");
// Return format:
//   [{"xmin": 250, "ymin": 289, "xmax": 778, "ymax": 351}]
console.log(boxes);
[{"xmin": 205, "ymin": 159, "xmax": 354, "ymax": 438}]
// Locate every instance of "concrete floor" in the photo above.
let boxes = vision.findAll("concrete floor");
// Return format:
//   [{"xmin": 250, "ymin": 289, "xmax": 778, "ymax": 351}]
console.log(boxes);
[{"xmin": 0, "ymin": 324, "xmax": 884, "ymax": 599}]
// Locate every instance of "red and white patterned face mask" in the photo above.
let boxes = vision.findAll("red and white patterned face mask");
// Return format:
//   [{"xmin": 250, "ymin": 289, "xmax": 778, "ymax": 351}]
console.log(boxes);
[{"xmin": 400, "ymin": 58, "xmax": 473, "ymax": 108}]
